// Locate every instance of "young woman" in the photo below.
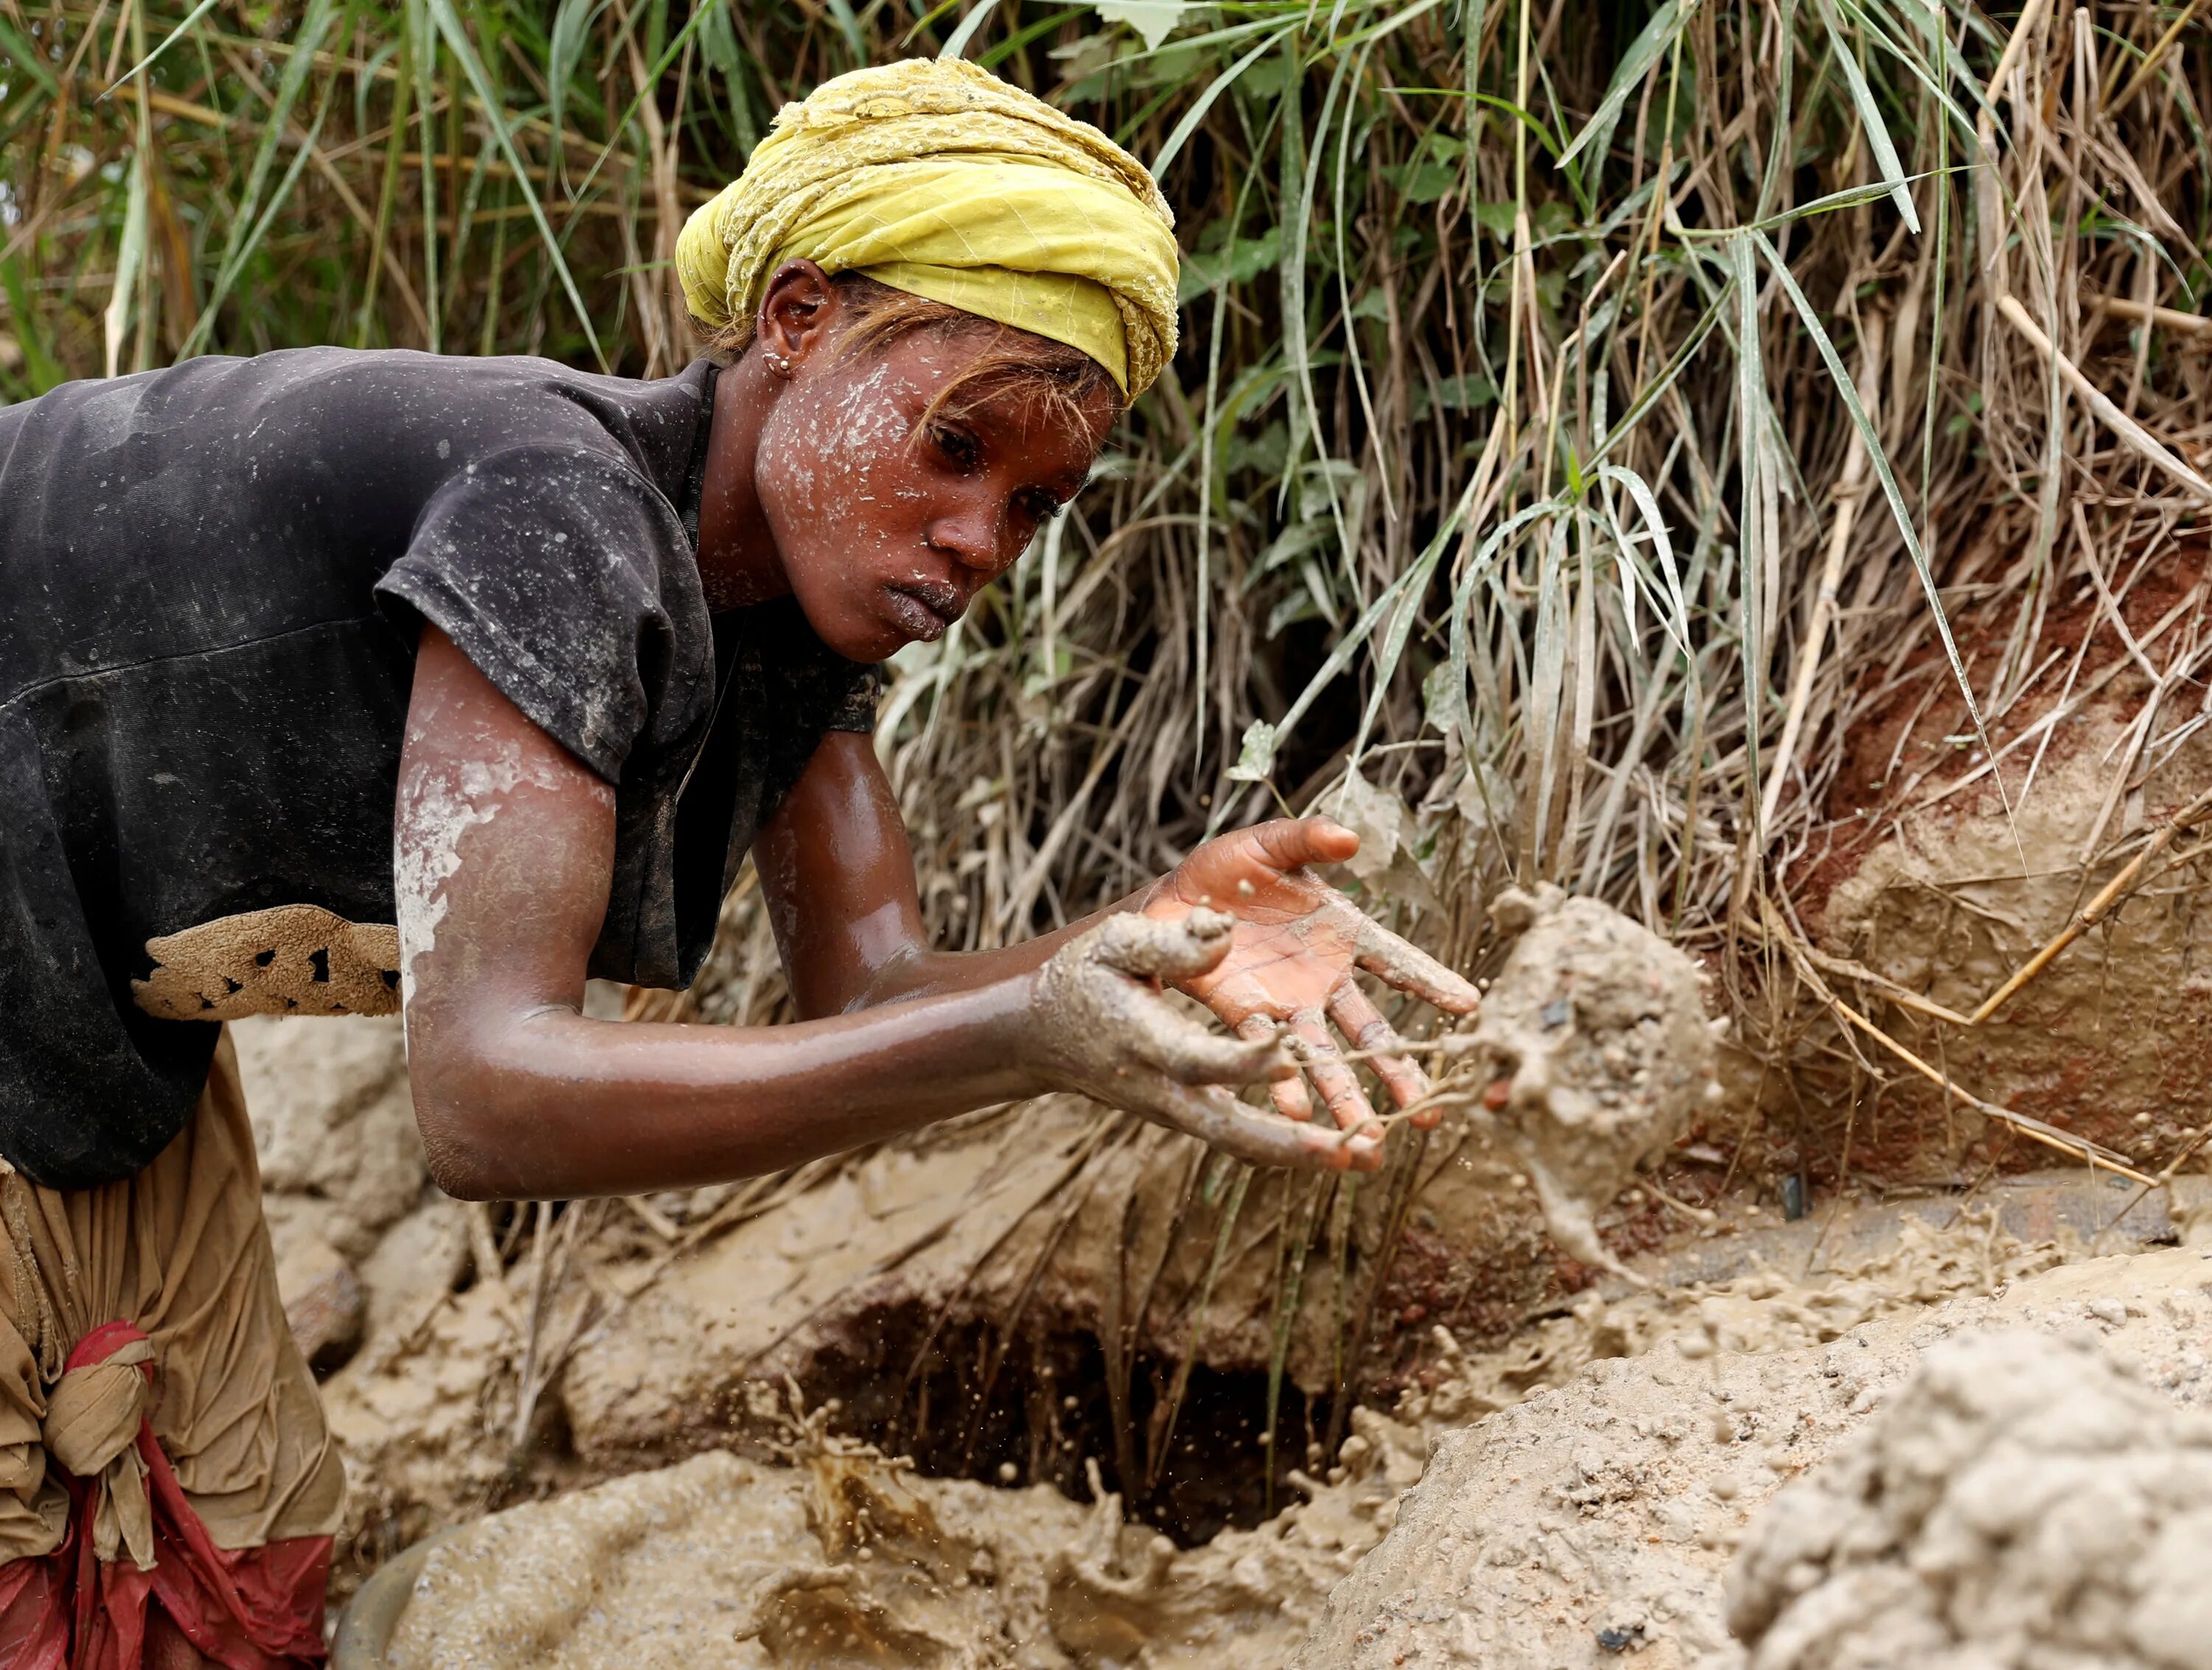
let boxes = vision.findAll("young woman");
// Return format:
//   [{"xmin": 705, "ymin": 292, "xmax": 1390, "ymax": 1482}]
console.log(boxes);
[{"xmin": 0, "ymin": 58, "xmax": 1475, "ymax": 1667}]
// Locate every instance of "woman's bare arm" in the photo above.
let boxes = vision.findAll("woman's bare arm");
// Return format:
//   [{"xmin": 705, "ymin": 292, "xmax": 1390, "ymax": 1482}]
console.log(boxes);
[
  {"xmin": 396, "ymin": 627, "xmax": 1333, "ymax": 1200},
  {"xmin": 755, "ymin": 731, "xmax": 1484, "ymax": 1139},
  {"xmin": 753, "ymin": 731, "xmax": 1107, "ymax": 1016}
]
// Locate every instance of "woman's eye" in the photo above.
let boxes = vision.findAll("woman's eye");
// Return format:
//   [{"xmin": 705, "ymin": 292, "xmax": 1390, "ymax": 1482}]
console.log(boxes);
[
  {"xmin": 1019, "ymin": 491, "xmax": 1067, "ymax": 523},
  {"xmin": 929, "ymin": 423, "xmax": 979, "ymax": 470}
]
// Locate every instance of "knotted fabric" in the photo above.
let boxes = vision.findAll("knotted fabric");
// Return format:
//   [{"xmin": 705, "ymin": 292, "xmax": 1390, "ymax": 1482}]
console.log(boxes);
[
  {"xmin": 675, "ymin": 57, "xmax": 1181, "ymax": 397},
  {"xmin": 45, "ymin": 1324, "xmax": 158, "ymax": 1572},
  {"xmin": 0, "ymin": 1032, "xmax": 342, "ymax": 1668}
]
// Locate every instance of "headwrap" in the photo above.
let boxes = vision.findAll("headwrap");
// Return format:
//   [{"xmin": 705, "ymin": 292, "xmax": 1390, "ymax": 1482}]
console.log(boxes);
[{"xmin": 675, "ymin": 58, "xmax": 1180, "ymax": 397}]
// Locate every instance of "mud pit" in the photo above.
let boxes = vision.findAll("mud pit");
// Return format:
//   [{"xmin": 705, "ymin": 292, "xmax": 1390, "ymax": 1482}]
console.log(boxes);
[
  {"xmin": 338, "ymin": 1182, "xmax": 2183, "ymax": 1666},
  {"xmin": 237, "ymin": 894, "xmax": 2210, "ymax": 1667}
]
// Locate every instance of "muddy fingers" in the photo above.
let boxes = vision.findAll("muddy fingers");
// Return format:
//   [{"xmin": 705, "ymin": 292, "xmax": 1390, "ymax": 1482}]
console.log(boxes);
[
  {"xmin": 1284, "ymin": 1011, "xmax": 1382, "ymax": 1135},
  {"xmin": 1027, "ymin": 911, "xmax": 1378, "ymax": 1171},
  {"xmin": 1325, "ymin": 980, "xmax": 1433, "ymax": 1119},
  {"xmin": 1088, "ymin": 907, "xmax": 1237, "ymax": 984},
  {"xmin": 1345, "ymin": 909, "xmax": 1483, "ymax": 1015},
  {"xmin": 1115, "ymin": 1075, "xmax": 1378, "ymax": 1172},
  {"xmin": 1238, "ymin": 1016, "xmax": 1315, "ymax": 1121}
]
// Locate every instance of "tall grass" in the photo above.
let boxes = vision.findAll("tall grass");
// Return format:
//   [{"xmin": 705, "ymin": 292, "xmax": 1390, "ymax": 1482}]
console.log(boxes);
[
  {"xmin": 10, "ymin": 0, "xmax": 2212, "ymax": 1505},
  {"xmin": 9, "ymin": 0, "xmax": 2208, "ymax": 970}
]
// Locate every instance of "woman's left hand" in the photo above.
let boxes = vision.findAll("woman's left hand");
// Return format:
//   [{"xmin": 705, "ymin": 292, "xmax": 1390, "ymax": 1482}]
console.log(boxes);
[{"xmin": 1140, "ymin": 817, "xmax": 1481, "ymax": 1144}]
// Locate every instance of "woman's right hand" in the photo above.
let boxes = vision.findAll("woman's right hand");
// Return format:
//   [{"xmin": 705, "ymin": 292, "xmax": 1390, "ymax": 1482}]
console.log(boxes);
[{"xmin": 1023, "ymin": 909, "xmax": 1383, "ymax": 1171}]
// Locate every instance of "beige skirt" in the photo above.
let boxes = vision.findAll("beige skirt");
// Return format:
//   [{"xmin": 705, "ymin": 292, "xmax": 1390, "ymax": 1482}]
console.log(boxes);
[{"xmin": 0, "ymin": 1029, "xmax": 345, "ymax": 1571}]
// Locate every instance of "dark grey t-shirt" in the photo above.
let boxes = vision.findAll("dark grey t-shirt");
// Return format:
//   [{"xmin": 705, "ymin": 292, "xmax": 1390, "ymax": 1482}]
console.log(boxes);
[{"xmin": 0, "ymin": 348, "xmax": 877, "ymax": 1188}]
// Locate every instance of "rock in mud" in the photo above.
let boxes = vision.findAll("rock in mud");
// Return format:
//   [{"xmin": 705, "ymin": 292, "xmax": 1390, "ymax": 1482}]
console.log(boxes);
[
  {"xmin": 1472, "ymin": 885, "xmax": 1717, "ymax": 1278},
  {"xmin": 1728, "ymin": 1328, "xmax": 2212, "ymax": 1670}
]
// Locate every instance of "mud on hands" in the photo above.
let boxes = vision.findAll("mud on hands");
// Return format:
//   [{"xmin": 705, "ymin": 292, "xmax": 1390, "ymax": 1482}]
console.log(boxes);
[
  {"xmin": 1026, "ymin": 910, "xmax": 1374, "ymax": 1169},
  {"xmin": 1132, "ymin": 818, "xmax": 1484, "ymax": 1166},
  {"xmin": 1029, "ymin": 818, "xmax": 1486, "ymax": 1171}
]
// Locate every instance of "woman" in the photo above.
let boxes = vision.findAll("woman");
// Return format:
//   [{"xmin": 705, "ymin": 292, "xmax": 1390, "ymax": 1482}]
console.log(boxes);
[{"xmin": 0, "ymin": 58, "xmax": 1475, "ymax": 1667}]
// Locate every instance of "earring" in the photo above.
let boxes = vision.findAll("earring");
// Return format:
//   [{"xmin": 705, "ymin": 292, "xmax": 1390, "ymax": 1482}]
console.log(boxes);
[{"xmin": 764, "ymin": 352, "xmax": 793, "ymax": 378}]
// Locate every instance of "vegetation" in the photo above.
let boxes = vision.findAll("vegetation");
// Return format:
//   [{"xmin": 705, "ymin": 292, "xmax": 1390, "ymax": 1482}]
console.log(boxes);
[{"xmin": 8, "ymin": 0, "xmax": 2208, "ymax": 962}]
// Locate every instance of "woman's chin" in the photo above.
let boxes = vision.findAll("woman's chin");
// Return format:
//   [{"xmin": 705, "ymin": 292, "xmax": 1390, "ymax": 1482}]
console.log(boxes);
[{"xmin": 826, "ymin": 612, "xmax": 919, "ymax": 664}]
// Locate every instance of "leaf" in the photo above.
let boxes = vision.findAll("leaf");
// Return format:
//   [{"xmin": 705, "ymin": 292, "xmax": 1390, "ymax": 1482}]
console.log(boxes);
[
  {"xmin": 1756, "ymin": 229, "xmax": 1984, "ymax": 734},
  {"xmin": 1422, "ymin": 661, "xmax": 1458, "ymax": 734},
  {"xmin": 940, "ymin": 0, "xmax": 1001, "ymax": 59},
  {"xmin": 549, "ymin": 0, "xmax": 613, "ymax": 178},
  {"xmin": 101, "ymin": 0, "xmax": 222, "ymax": 97},
  {"xmin": 427, "ymin": 0, "xmax": 608, "ymax": 371},
  {"xmin": 1176, "ymin": 228, "xmax": 1282, "ymax": 303},
  {"xmin": 1557, "ymin": 0, "xmax": 1689, "ymax": 172},
  {"xmin": 1812, "ymin": 0, "xmax": 1920, "ymax": 233},
  {"xmin": 103, "ymin": 144, "xmax": 150, "ymax": 378},
  {"xmin": 1325, "ymin": 768, "xmax": 1408, "ymax": 881},
  {"xmin": 1226, "ymin": 720, "xmax": 1277, "ymax": 783},
  {"xmin": 1150, "ymin": 29, "xmax": 1290, "ymax": 178},
  {"xmin": 1094, "ymin": 0, "xmax": 1189, "ymax": 52}
]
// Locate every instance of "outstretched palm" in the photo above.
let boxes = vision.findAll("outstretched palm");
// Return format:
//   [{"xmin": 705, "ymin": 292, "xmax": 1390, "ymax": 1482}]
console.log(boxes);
[{"xmin": 1141, "ymin": 818, "xmax": 1481, "ymax": 1143}]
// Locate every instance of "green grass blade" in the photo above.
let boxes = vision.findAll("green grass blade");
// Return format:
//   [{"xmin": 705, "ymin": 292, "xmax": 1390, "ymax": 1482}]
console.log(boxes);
[
  {"xmin": 1754, "ymin": 227, "xmax": 1988, "ymax": 737},
  {"xmin": 1812, "ymin": 0, "xmax": 1921, "ymax": 232},
  {"xmin": 1150, "ymin": 29, "xmax": 1293, "ymax": 178},
  {"xmin": 1555, "ymin": 0, "xmax": 1684, "ymax": 173},
  {"xmin": 428, "ymin": 0, "xmax": 608, "ymax": 371},
  {"xmin": 939, "ymin": 0, "xmax": 1001, "ymax": 58}
]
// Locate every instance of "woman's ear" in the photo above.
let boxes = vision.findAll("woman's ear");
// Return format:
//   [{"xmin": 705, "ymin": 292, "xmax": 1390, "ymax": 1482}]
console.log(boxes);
[{"xmin": 754, "ymin": 260, "xmax": 843, "ymax": 379}]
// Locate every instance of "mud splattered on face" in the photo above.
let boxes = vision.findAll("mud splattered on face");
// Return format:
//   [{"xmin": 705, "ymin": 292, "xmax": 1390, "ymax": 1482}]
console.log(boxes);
[{"xmin": 751, "ymin": 326, "xmax": 1116, "ymax": 664}]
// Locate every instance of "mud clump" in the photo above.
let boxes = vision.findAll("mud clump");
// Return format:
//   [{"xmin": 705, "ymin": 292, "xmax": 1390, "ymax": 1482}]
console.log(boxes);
[
  {"xmin": 1471, "ymin": 885, "xmax": 1718, "ymax": 1278},
  {"xmin": 371, "ymin": 1391, "xmax": 1374, "ymax": 1668},
  {"xmin": 1728, "ymin": 1328, "xmax": 2212, "ymax": 1670}
]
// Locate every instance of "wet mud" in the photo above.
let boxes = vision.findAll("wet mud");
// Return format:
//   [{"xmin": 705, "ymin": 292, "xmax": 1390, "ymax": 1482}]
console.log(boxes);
[
  {"xmin": 1729, "ymin": 1327, "xmax": 2212, "ymax": 1670},
  {"xmin": 1465, "ymin": 885, "xmax": 1719, "ymax": 1280},
  {"xmin": 1297, "ymin": 1242, "xmax": 2212, "ymax": 1668},
  {"xmin": 242, "ymin": 886, "xmax": 2212, "ymax": 1668},
  {"xmin": 353, "ymin": 1188, "xmax": 2174, "ymax": 1666}
]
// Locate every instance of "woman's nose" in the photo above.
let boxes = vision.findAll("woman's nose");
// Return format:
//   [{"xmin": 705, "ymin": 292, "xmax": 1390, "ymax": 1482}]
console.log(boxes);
[{"xmin": 926, "ymin": 501, "xmax": 1007, "ymax": 572}]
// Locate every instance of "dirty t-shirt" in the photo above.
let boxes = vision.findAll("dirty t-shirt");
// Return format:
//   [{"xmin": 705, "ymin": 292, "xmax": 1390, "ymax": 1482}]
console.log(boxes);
[{"xmin": 0, "ymin": 348, "xmax": 878, "ymax": 1189}]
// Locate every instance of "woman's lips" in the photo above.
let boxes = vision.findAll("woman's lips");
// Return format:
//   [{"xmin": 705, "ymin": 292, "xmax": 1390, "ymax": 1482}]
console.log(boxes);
[{"xmin": 883, "ymin": 582, "xmax": 961, "ymax": 641}]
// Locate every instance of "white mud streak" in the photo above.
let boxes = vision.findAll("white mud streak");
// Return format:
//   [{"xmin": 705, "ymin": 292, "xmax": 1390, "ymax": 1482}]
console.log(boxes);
[
  {"xmin": 1472, "ymin": 886, "xmax": 1719, "ymax": 1278},
  {"xmin": 1293, "ymin": 1243, "xmax": 2212, "ymax": 1669},
  {"xmin": 1728, "ymin": 1329, "xmax": 2212, "ymax": 1670}
]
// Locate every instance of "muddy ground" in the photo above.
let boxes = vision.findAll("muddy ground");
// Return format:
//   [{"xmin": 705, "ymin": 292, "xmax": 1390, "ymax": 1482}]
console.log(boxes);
[
  {"xmin": 229, "ymin": 821, "xmax": 2212, "ymax": 1667},
  {"xmin": 234, "ymin": 1003, "xmax": 2208, "ymax": 1666}
]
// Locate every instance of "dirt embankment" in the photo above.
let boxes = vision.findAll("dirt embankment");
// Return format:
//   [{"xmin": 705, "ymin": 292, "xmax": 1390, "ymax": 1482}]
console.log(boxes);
[{"xmin": 1787, "ymin": 533, "xmax": 2212, "ymax": 1176}]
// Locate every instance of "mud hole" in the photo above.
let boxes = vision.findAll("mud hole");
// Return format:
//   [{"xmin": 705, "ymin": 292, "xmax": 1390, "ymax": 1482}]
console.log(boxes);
[{"xmin": 232, "ymin": 886, "xmax": 2211, "ymax": 1666}]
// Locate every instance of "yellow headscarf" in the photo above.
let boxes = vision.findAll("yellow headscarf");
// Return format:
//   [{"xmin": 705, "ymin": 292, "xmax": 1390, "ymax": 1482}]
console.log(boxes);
[{"xmin": 675, "ymin": 58, "xmax": 1180, "ymax": 397}]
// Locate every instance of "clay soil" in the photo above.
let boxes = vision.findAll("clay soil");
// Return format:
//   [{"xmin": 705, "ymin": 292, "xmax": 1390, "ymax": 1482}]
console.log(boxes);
[
  {"xmin": 234, "ymin": 849, "xmax": 2212, "ymax": 1666},
  {"xmin": 238, "ymin": 1006, "xmax": 2208, "ymax": 1667}
]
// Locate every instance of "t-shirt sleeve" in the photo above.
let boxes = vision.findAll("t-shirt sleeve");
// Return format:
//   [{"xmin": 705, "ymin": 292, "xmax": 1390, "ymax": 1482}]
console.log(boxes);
[{"xmin": 374, "ymin": 441, "xmax": 700, "ymax": 782}]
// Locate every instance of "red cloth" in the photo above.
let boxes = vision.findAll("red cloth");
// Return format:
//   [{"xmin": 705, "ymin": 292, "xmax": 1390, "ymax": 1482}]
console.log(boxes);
[{"xmin": 0, "ymin": 1324, "xmax": 330, "ymax": 1669}]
